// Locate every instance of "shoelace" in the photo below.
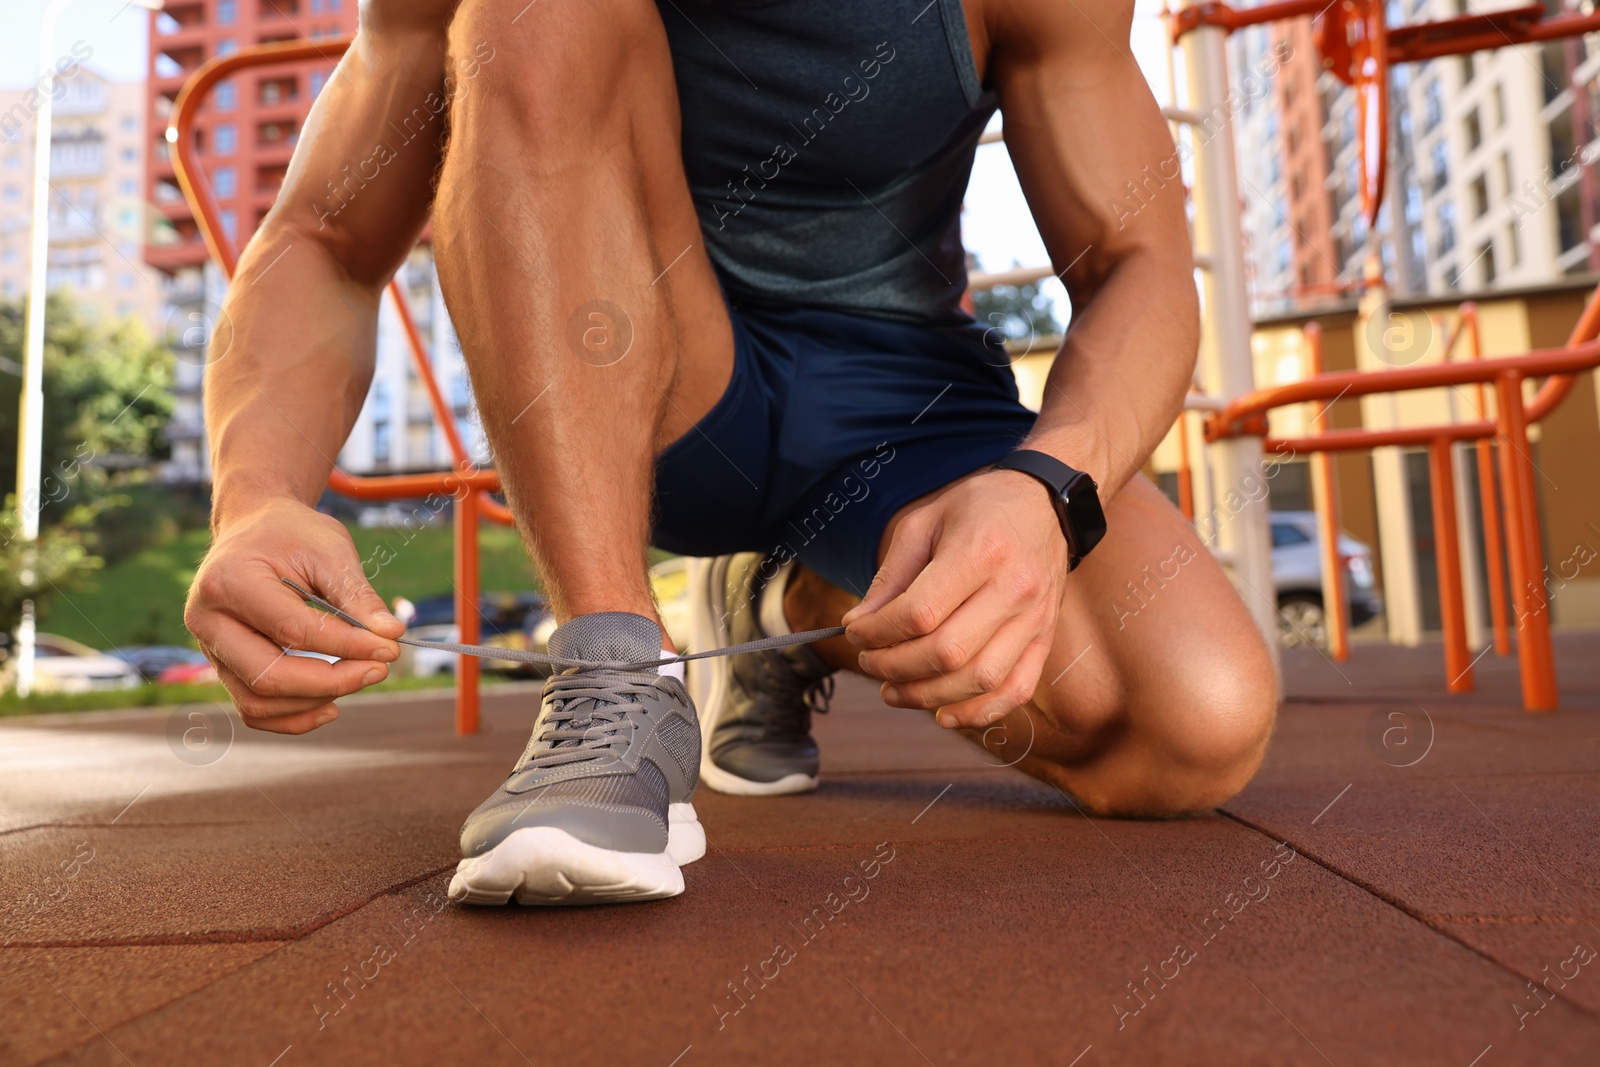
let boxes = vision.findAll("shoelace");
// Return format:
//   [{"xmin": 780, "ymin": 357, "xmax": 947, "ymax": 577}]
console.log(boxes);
[
  {"xmin": 281, "ymin": 578, "xmax": 846, "ymax": 672},
  {"xmin": 525, "ymin": 669, "xmax": 665, "ymax": 768}
]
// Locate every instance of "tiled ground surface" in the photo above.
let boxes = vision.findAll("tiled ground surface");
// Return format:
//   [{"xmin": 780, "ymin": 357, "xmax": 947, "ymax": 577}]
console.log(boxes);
[{"xmin": 2, "ymin": 635, "xmax": 1597, "ymax": 1066}]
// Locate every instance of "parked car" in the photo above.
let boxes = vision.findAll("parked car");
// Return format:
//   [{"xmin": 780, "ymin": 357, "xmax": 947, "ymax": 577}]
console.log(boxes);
[
  {"xmin": 1271, "ymin": 511, "xmax": 1383, "ymax": 648},
  {"xmin": 404, "ymin": 592, "xmax": 553, "ymax": 678},
  {"xmin": 157, "ymin": 659, "xmax": 220, "ymax": 686},
  {"xmin": 109, "ymin": 645, "xmax": 209, "ymax": 683},
  {"xmin": 406, "ymin": 565, "xmax": 691, "ymax": 678},
  {"xmin": 29, "ymin": 634, "xmax": 142, "ymax": 693}
]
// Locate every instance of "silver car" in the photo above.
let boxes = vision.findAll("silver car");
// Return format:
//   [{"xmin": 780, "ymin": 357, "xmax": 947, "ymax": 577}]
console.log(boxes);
[{"xmin": 1271, "ymin": 511, "xmax": 1383, "ymax": 648}]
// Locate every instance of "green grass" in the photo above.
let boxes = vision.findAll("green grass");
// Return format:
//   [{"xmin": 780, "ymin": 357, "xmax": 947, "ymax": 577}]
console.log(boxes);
[{"xmin": 36, "ymin": 520, "xmax": 543, "ymax": 651}]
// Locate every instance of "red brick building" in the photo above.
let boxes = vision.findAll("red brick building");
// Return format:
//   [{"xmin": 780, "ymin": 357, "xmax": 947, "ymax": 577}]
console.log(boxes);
[{"xmin": 145, "ymin": 0, "xmax": 357, "ymax": 273}]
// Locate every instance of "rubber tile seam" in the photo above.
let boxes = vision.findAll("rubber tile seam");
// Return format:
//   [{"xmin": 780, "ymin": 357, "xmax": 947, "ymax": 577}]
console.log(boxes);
[{"xmin": 1220, "ymin": 808, "xmax": 1600, "ymax": 1022}]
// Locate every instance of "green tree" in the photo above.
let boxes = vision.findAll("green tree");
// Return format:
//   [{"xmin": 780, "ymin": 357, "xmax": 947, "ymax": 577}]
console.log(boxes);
[
  {"xmin": 972, "ymin": 280, "xmax": 1063, "ymax": 345},
  {"xmin": 0, "ymin": 294, "xmax": 173, "ymax": 633},
  {"xmin": 0, "ymin": 294, "xmax": 172, "ymax": 494}
]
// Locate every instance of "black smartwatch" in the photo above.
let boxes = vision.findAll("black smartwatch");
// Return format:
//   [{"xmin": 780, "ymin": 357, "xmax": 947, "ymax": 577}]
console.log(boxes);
[{"xmin": 992, "ymin": 449, "xmax": 1107, "ymax": 571}]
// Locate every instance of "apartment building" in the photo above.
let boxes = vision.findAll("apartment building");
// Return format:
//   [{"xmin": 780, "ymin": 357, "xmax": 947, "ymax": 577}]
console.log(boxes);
[
  {"xmin": 1234, "ymin": 2, "xmax": 1597, "ymax": 316},
  {"xmin": 143, "ymin": 0, "xmax": 477, "ymax": 484},
  {"xmin": 0, "ymin": 67, "xmax": 166, "ymax": 333}
]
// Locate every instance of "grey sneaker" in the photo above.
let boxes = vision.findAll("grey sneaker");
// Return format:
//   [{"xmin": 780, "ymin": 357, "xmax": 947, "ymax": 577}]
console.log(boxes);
[
  {"xmin": 688, "ymin": 554, "xmax": 835, "ymax": 796},
  {"xmin": 448, "ymin": 612, "xmax": 705, "ymax": 906}
]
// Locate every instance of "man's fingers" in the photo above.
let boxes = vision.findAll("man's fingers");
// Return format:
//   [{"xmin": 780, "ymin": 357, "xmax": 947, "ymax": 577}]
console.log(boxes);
[
  {"xmin": 207, "ymin": 614, "xmax": 387, "ymax": 702},
  {"xmin": 878, "ymin": 613, "xmax": 1040, "ymax": 711},
  {"xmin": 304, "ymin": 553, "xmax": 407, "ymax": 639},
  {"xmin": 857, "ymin": 585, "xmax": 1014, "ymax": 684},
  {"xmin": 841, "ymin": 511, "xmax": 937, "ymax": 630},
  {"xmin": 845, "ymin": 546, "xmax": 986, "ymax": 651},
  {"xmin": 213, "ymin": 661, "xmax": 345, "ymax": 733},
  {"xmin": 934, "ymin": 635, "xmax": 1053, "ymax": 730},
  {"xmin": 228, "ymin": 569, "xmax": 400, "ymax": 663}
]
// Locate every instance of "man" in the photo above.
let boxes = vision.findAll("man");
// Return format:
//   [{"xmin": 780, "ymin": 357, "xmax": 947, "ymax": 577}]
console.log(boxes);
[{"xmin": 184, "ymin": 0, "xmax": 1277, "ymax": 905}]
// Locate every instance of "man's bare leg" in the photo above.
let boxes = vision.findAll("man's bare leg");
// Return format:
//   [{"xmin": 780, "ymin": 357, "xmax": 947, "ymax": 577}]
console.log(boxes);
[
  {"xmin": 433, "ymin": 0, "xmax": 731, "ymax": 628},
  {"xmin": 785, "ymin": 476, "xmax": 1277, "ymax": 816}
]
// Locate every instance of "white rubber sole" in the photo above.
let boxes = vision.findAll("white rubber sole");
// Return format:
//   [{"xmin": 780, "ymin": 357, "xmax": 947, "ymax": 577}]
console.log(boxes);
[
  {"xmin": 698, "ymin": 761, "xmax": 818, "ymax": 797},
  {"xmin": 687, "ymin": 556, "xmax": 819, "ymax": 798},
  {"xmin": 448, "ymin": 803, "xmax": 705, "ymax": 906}
]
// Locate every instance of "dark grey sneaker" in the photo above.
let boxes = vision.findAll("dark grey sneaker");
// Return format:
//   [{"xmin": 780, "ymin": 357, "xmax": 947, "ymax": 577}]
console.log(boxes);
[
  {"xmin": 688, "ymin": 554, "xmax": 835, "ymax": 796},
  {"xmin": 448, "ymin": 612, "xmax": 705, "ymax": 905}
]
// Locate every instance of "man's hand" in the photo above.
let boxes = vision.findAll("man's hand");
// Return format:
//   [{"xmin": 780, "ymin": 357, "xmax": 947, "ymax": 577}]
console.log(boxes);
[
  {"xmin": 184, "ymin": 499, "xmax": 405, "ymax": 735},
  {"xmin": 842, "ymin": 470, "xmax": 1068, "ymax": 729}
]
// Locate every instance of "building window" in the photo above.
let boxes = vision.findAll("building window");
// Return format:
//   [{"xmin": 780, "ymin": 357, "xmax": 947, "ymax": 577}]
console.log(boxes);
[
  {"xmin": 218, "ymin": 0, "xmax": 237, "ymax": 25},
  {"xmin": 1499, "ymin": 152, "xmax": 1513, "ymax": 199},
  {"xmin": 310, "ymin": 71, "xmax": 328, "ymax": 97},
  {"xmin": 1460, "ymin": 54, "xmax": 1475, "ymax": 86},
  {"xmin": 221, "ymin": 210, "xmax": 238, "ymax": 241},
  {"xmin": 214, "ymin": 166, "xmax": 237, "ymax": 198},
  {"xmin": 120, "ymin": 115, "xmax": 136, "ymax": 132},
  {"xmin": 217, "ymin": 38, "xmax": 237, "ymax": 57},
  {"xmin": 1469, "ymin": 174, "xmax": 1488, "ymax": 218},
  {"xmin": 3, "ymin": 186, "xmax": 17, "ymax": 203},
  {"xmin": 1437, "ymin": 201, "xmax": 1457, "ymax": 256},
  {"xmin": 1506, "ymin": 224, "xmax": 1521, "ymax": 267},
  {"xmin": 215, "ymin": 81, "xmax": 237, "ymax": 111},
  {"xmin": 1492, "ymin": 83, "xmax": 1505, "ymax": 128},
  {"xmin": 214, "ymin": 123, "xmax": 237, "ymax": 155},
  {"xmin": 1429, "ymin": 139, "xmax": 1449, "ymax": 195},
  {"xmin": 1423, "ymin": 79, "xmax": 1442, "ymax": 132},
  {"xmin": 1464, "ymin": 108, "xmax": 1481, "ymax": 152},
  {"xmin": 1478, "ymin": 242, "xmax": 1496, "ymax": 285},
  {"xmin": 1556, "ymin": 185, "xmax": 1584, "ymax": 252},
  {"xmin": 120, "ymin": 272, "xmax": 135, "ymax": 290}
]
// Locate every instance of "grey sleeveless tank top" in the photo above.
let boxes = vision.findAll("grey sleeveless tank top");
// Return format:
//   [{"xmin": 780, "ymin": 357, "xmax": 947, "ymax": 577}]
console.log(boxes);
[{"xmin": 657, "ymin": 0, "xmax": 995, "ymax": 325}]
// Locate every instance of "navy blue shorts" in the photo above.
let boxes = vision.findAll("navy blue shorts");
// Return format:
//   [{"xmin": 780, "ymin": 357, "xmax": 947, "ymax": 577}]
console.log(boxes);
[{"xmin": 652, "ymin": 295, "xmax": 1037, "ymax": 596}]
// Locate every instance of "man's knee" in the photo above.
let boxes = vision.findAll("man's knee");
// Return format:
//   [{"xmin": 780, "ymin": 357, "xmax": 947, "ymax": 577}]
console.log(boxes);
[
  {"xmin": 1038, "ymin": 624, "xmax": 1277, "ymax": 817},
  {"xmin": 1131, "ymin": 628, "xmax": 1277, "ymax": 814}
]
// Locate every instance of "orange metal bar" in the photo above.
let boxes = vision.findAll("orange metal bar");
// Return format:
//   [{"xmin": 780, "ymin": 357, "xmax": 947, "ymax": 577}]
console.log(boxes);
[
  {"xmin": 1304, "ymin": 324, "xmax": 1349, "ymax": 661},
  {"xmin": 1428, "ymin": 437, "xmax": 1473, "ymax": 692},
  {"xmin": 1207, "ymin": 339, "xmax": 1600, "ymax": 439},
  {"xmin": 1175, "ymin": 410, "xmax": 1195, "ymax": 523},
  {"xmin": 1267, "ymin": 421, "xmax": 1490, "ymax": 454},
  {"xmin": 1455, "ymin": 306, "xmax": 1512, "ymax": 657},
  {"xmin": 1494, "ymin": 373, "xmax": 1557, "ymax": 711},
  {"xmin": 454, "ymin": 491, "xmax": 482, "ymax": 735}
]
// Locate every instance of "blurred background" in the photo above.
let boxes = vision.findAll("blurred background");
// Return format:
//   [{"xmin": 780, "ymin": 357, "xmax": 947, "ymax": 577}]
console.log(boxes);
[{"xmin": 7, "ymin": 0, "xmax": 1600, "ymax": 711}]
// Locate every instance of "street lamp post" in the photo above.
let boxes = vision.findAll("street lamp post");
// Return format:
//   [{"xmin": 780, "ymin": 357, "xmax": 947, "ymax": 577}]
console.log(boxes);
[{"xmin": 13, "ymin": 0, "xmax": 164, "ymax": 696}]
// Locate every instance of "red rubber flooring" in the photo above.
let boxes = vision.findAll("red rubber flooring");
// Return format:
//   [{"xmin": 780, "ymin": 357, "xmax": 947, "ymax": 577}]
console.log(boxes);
[{"xmin": 2, "ymin": 635, "xmax": 1598, "ymax": 1066}]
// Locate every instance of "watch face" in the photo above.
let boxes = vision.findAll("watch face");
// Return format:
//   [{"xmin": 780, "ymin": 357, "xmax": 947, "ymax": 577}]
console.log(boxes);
[{"xmin": 1062, "ymin": 471, "xmax": 1107, "ymax": 560}]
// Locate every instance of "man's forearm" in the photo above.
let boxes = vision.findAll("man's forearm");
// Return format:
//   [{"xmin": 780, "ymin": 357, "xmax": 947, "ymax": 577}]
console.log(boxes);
[
  {"xmin": 206, "ymin": 229, "xmax": 381, "ymax": 531},
  {"xmin": 1023, "ymin": 248, "xmax": 1199, "ymax": 500}
]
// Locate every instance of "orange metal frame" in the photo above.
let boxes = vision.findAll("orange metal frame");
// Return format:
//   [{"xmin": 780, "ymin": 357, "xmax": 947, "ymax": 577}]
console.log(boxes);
[
  {"xmin": 1206, "ymin": 289, "xmax": 1600, "ymax": 712},
  {"xmin": 168, "ymin": 37, "xmax": 509, "ymax": 735}
]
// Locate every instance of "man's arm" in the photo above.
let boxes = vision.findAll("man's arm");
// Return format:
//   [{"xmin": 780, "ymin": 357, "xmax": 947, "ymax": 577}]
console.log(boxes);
[
  {"xmin": 186, "ymin": 0, "xmax": 457, "ymax": 735},
  {"xmin": 991, "ymin": 0, "xmax": 1198, "ymax": 495},
  {"xmin": 842, "ymin": 0, "xmax": 1198, "ymax": 727}
]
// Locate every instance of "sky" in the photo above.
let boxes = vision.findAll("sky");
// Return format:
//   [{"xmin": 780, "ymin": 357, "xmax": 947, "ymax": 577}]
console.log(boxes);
[{"xmin": 2, "ymin": 0, "xmax": 1178, "ymax": 326}]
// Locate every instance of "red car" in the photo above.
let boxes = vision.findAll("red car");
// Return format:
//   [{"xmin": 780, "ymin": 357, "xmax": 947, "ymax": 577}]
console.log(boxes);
[{"xmin": 157, "ymin": 660, "xmax": 220, "ymax": 685}]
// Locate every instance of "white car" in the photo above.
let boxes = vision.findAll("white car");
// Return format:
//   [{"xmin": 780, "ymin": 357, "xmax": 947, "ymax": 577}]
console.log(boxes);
[
  {"xmin": 29, "ymin": 634, "xmax": 143, "ymax": 693},
  {"xmin": 1271, "ymin": 511, "xmax": 1384, "ymax": 648}
]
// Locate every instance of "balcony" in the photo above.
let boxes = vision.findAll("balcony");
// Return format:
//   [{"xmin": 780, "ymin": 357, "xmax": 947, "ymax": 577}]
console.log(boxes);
[{"xmin": 145, "ymin": 236, "xmax": 209, "ymax": 273}]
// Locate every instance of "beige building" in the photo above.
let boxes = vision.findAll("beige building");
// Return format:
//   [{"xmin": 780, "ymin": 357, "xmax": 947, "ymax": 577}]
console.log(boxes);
[{"xmin": 0, "ymin": 67, "xmax": 166, "ymax": 333}]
